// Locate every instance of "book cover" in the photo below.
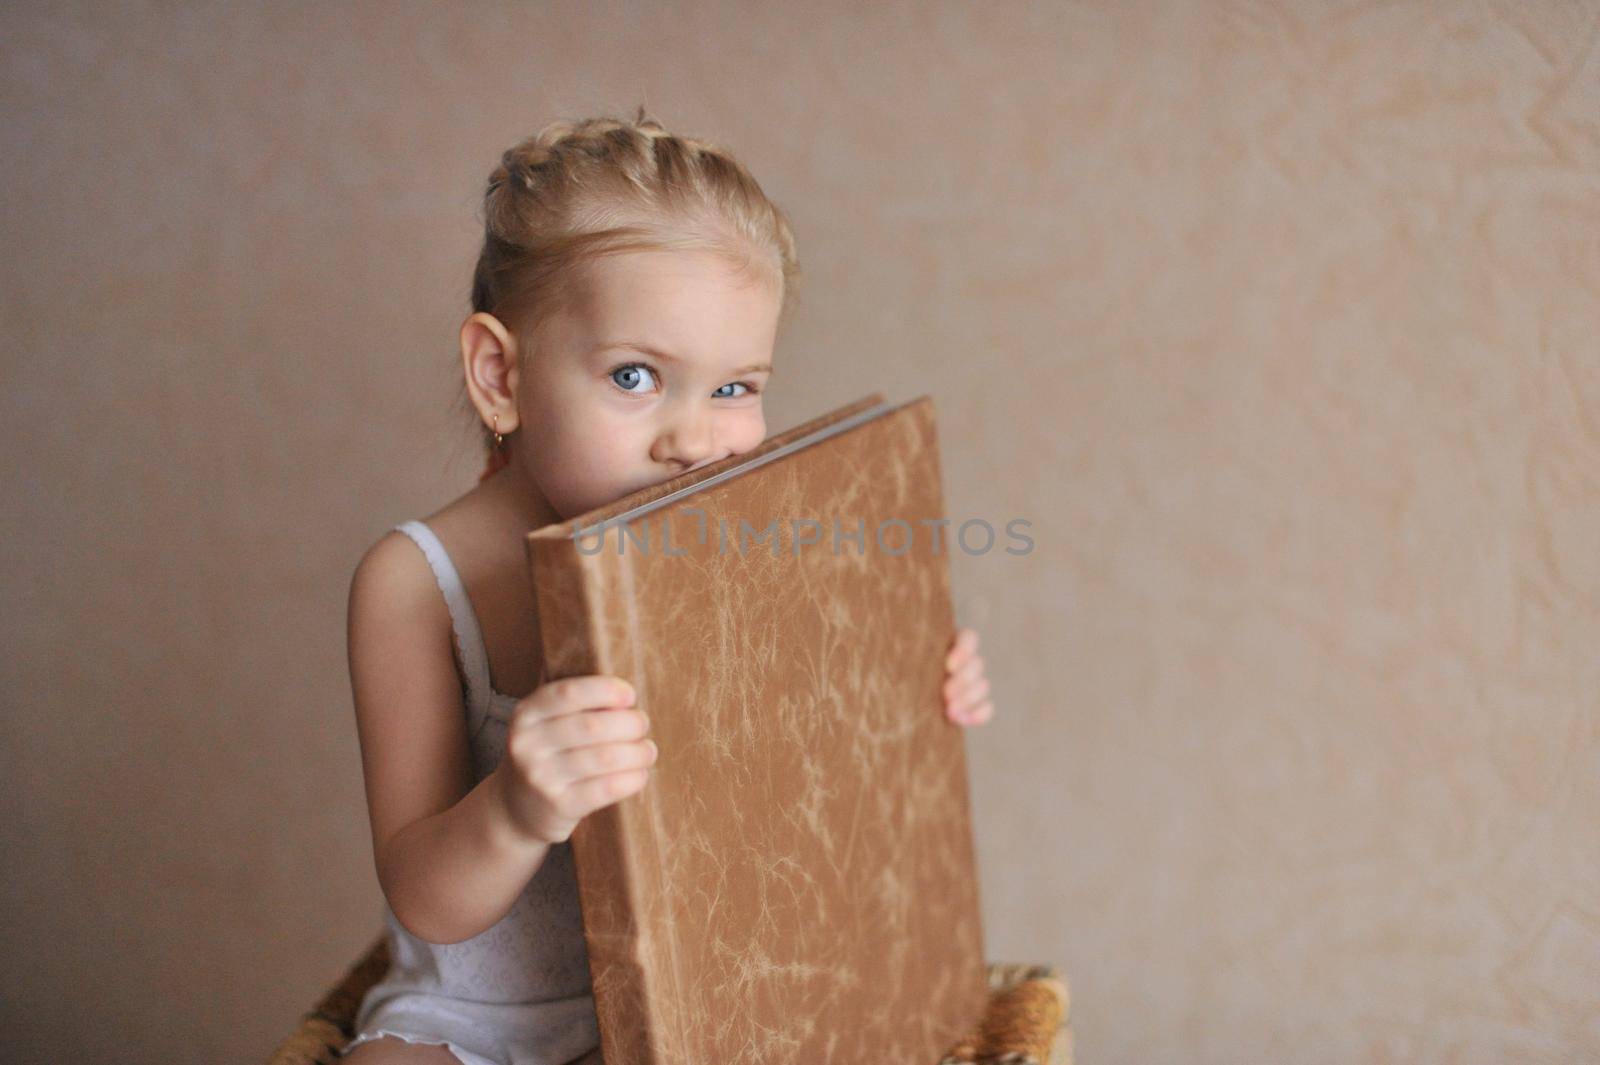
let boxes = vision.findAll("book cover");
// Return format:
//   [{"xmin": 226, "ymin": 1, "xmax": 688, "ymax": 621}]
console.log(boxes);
[{"xmin": 524, "ymin": 392, "xmax": 988, "ymax": 1063}]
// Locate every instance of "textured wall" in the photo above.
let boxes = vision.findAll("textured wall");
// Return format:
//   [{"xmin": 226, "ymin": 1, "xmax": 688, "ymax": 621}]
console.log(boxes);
[{"xmin": 2, "ymin": 2, "xmax": 1596, "ymax": 1063}]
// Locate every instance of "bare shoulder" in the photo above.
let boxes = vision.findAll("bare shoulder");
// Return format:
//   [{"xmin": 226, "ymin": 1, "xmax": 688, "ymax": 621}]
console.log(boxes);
[
  {"xmin": 346, "ymin": 527, "xmax": 475, "ymax": 883},
  {"xmin": 348, "ymin": 528, "xmax": 447, "ymax": 632}
]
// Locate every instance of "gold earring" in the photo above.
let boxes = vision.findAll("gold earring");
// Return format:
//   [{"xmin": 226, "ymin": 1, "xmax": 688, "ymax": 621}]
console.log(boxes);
[{"xmin": 480, "ymin": 414, "xmax": 512, "ymax": 484}]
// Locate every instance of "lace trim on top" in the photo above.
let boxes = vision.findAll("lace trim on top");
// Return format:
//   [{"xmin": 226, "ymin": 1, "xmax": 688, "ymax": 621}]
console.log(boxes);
[{"xmin": 392, "ymin": 520, "xmax": 519, "ymax": 729}]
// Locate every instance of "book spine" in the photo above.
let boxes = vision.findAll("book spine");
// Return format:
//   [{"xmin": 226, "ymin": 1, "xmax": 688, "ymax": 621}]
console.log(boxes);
[{"xmin": 527, "ymin": 530, "xmax": 664, "ymax": 1065}]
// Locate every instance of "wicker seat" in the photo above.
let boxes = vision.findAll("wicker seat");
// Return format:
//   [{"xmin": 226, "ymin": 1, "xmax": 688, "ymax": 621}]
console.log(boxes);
[{"xmin": 264, "ymin": 931, "xmax": 1072, "ymax": 1064}]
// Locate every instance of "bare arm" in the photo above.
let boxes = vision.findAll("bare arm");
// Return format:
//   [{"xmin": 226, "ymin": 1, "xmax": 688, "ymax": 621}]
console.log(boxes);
[
  {"xmin": 347, "ymin": 531, "xmax": 545, "ymax": 944},
  {"xmin": 375, "ymin": 768, "xmax": 551, "ymax": 944}
]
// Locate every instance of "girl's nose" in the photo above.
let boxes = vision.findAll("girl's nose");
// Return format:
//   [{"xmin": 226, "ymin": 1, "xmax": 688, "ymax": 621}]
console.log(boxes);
[{"xmin": 651, "ymin": 409, "xmax": 721, "ymax": 471}]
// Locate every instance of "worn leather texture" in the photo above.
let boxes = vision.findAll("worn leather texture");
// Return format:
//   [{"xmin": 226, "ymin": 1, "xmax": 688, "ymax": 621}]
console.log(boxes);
[{"xmin": 526, "ymin": 394, "xmax": 989, "ymax": 1063}]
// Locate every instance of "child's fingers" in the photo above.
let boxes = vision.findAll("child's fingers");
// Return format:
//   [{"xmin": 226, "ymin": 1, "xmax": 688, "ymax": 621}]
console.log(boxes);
[
  {"xmin": 536, "ymin": 706, "xmax": 651, "ymax": 753},
  {"xmin": 944, "ymin": 689, "xmax": 987, "ymax": 728},
  {"xmin": 553, "ymin": 738, "xmax": 659, "ymax": 789},
  {"xmin": 947, "ymin": 698, "xmax": 994, "ymax": 726},
  {"xmin": 565, "ymin": 767, "xmax": 653, "ymax": 811},
  {"xmin": 515, "ymin": 674, "xmax": 636, "ymax": 729},
  {"xmin": 945, "ymin": 628, "xmax": 979, "ymax": 669},
  {"xmin": 944, "ymin": 674, "xmax": 988, "ymax": 717},
  {"xmin": 951, "ymin": 673, "xmax": 990, "ymax": 710},
  {"xmin": 943, "ymin": 654, "xmax": 984, "ymax": 694}
]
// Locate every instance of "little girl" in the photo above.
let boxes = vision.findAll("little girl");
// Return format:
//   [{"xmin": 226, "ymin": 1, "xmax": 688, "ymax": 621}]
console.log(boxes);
[{"xmin": 341, "ymin": 109, "xmax": 996, "ymax": 1065}]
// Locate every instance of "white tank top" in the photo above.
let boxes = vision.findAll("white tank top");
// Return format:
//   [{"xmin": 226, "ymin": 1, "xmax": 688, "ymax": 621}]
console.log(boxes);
[{"xmin": 347, "ymin": 519, "xmax": 600, "ymax": 1065}]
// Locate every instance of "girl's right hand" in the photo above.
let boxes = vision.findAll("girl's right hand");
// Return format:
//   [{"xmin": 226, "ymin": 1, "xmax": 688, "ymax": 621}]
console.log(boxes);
[{"xmin": 494, "ymin": 675, "xmax": 657, "ymax": 845}]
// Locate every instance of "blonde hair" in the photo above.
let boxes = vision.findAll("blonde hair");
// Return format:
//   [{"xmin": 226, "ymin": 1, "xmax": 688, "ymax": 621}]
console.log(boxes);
[{"xmin": 460, "ymin": 106, "xmax": 801, "ymax": 462}]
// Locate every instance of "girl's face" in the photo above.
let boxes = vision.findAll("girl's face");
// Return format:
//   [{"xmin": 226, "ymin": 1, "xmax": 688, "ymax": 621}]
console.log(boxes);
[{"xmin": 513, "ymin": 248, "xmax": 781, "ymax": 521}]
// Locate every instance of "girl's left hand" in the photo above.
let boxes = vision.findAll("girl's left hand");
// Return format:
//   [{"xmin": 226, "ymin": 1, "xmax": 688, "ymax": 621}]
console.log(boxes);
[{"xmin": 943, "ymin": 627, "xmax": 994, "ymax": 727}]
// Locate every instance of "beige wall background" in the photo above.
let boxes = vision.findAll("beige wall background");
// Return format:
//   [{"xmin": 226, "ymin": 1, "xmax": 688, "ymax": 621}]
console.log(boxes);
[{"xmin": 3, "ymin": 2, "xmax": 1596, "ymax": 1063}]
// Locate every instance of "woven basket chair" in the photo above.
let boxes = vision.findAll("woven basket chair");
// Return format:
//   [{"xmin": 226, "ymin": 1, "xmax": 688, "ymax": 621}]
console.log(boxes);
[{"xmin": 264, "ymin": 931, "xmax": 1072, "ymax": 1064}]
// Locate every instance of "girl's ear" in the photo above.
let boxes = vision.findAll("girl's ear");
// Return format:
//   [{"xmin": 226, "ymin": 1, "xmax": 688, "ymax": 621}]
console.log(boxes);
[{"xmin": 461, "ymin": 312, "xmax": 521, "ymax": 432}]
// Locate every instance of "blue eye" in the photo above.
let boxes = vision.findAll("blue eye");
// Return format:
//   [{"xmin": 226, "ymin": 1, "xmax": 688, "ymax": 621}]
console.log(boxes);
[
  {"xmin": 610, "ymin": 362, "xmax": 761, "ymax": 399},
  {"xmin": 610, "ymin": 363, "xmax": 658, "ymax": 394}
]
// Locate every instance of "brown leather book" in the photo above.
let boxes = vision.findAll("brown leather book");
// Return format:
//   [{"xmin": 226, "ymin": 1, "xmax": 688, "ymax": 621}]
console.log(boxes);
[{"xmin": 524, "ymin": 393, "xmax": 988, "ymax": 1063}]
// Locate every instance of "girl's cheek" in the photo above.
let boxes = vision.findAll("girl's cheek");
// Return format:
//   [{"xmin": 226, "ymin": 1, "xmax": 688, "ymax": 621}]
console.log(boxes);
[{"xmin": 731, "ymin": 408, "xmax": 767, "ymax": 451}]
